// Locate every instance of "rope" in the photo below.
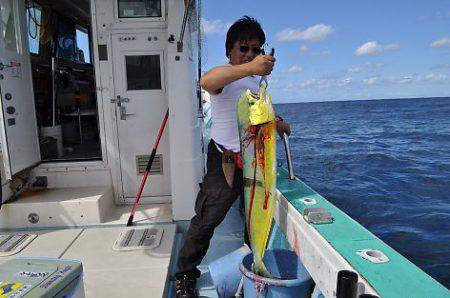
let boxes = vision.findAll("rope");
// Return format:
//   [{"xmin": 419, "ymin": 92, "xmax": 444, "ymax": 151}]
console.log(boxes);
[
  {"xmin": 178, "ymin": 0, "xmax": 192, "ymax": 50},
  {"xmin": 27, "ymin": 1, "xmax": 40, "ymax": 40}
]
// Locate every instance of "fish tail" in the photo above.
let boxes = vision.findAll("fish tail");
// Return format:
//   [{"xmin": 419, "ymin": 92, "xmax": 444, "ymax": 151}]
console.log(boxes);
[{"xmin": 254, "ymin": 258, "xmax": 272, "ymax": 278}]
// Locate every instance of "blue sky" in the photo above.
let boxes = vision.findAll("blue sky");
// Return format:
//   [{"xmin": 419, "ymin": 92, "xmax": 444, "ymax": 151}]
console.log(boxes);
[{"xmin": 200, "ymin": 0, "xmax": 450, "ymax": 103}]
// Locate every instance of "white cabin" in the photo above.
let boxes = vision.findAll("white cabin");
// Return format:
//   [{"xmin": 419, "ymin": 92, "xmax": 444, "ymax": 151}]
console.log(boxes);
[{"xmin": 0, "ymin": 0, "xmax": 203, "ymax": 227}]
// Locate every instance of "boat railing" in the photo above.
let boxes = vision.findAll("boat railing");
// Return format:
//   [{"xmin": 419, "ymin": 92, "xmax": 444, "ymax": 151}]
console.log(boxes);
[{"xmin": 272, "ymin": 167, "xmax": 448, "ymax": 298}]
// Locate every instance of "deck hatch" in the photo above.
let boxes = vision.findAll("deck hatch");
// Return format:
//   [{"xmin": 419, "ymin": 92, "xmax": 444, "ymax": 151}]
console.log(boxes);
[
  {"xmin": 113, "ymin": 227, "xmax": 163, "ymax": 251},
  {"xmin": 0, "ymin": 234, "xmax": 37, "ymax": 256},
  {"xmin": 136, "ymin": 154, "xmax": 163, "ymax": 174}
]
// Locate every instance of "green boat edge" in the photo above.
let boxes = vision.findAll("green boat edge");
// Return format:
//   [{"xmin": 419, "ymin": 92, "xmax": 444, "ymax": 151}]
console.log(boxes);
[{"xmin": 268, "ymin": 166, "xmax": 449, "ymax": 298}]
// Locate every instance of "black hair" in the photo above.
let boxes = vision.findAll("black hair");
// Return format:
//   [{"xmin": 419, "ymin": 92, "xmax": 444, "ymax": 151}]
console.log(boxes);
[{"xmin": 225, "ymin": 16, "xmax": 265, "ymax": 58}]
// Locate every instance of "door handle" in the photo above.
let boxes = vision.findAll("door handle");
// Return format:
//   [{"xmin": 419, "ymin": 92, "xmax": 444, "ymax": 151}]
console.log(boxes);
[
  {"xmin": 0, "ymin": 62, "xmax": 10, "ymax": 71},
  {"xmin": 0, "ymin": 61, "xmax": 20, "ymax": 71},
  {"xmin": 120, "ymin": 105, "xmax": 135, "ymax": 120},
  {"xmin": 111, "ymin": 95, "xmax": 130, "ymax": 104}
]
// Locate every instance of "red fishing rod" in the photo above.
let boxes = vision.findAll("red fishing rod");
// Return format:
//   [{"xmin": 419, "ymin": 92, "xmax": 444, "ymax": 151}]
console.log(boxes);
[{"xmin": 127, "ymin": 108, "xmax": 169, "ymax": 226}]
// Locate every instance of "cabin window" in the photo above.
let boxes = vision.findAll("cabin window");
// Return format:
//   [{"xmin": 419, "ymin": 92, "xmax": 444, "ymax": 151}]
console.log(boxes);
[
  {"xmin": 76, "ymin": 27, "xmax": 91, "ymax": 64},
  {"xmin": 118, "ymin": 0, "xmax": 162, "ymax": 18},
  {"xmin": 0, "ymin": 0, "xmax": 21, "ymax": 53},
  {"xmin": 125, "ymin": 55, "xmax": 161, "ymax": 90},
  {"xmin": 26, "ymin": 4, "xmax": 41, "ymax": 55},
  {"xmin": 56, "ymin": 21, "xmax": 77, "ymax": 61}
]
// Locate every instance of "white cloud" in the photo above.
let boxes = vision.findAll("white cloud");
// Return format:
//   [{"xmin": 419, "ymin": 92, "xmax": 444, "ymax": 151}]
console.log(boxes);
[
  {"xmin": 311, "ymin": 50, "xmax": 331, "ymax": 57},
  {"xmin": 280, "ymin": 73, "xmax": 450, "ymax": 93},
  {"xmin": 377, "ymin": 74, "xmax": 449, "ymax": 85},
  {"xmin": 336, "ymin": 78, "xmax": 352, "ymax": 87},
  {"xmin": 421, "ymin": 73, "xmax": 449, "ymax": 82},
  {"xmin": 287, "ymin": 65, "xmax": 303, "ymax": 73},
  {"xmin": 347, "ymin": 62, "xmax": 384, "ymax": 73},
  {"xmin": 355, "ymin": 41, "xmax": 400, "ymax": 56},
  {"xmin": 388, "ymin": 75, "xmax": 414, "ymax": 84},
  {"xmin": 201, "ymin": 18, "xmax": 228, "ymax": 36},
  {"xmin": 299, "ymin": 45, "xmax": 330, "ymax": 57},
  {"xmin": 430, "ymin": 63, "xmax": 450, "ymax": 70},
  {"xmin": 430, "ymin": 38, "xmax": 450, "ymax": 48},
  {"xmin": 284, "ymin": 77, "xmax": 353, "ymax": 90},
  {"xmin": 419, "ymin": 11, "xmax": 450, "ymax": 21},
  {"xmin": 348, "ymin": 66, "xmax": 362, "ymax": 73},
  {"xmin": 298, "ymin": 79, "xmax": 316, "ymax": 88},
  {"xmin": 276, "ymin": 24, "xmax": 334, "ymax": 42},
  {"xmin": 363, "ymin": 77, "xmax": 378, "ymax": 85}
]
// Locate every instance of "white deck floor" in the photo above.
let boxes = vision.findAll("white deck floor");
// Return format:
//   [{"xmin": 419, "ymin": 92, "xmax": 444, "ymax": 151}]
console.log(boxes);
[
  {"xmin": 0, "ymin": 224, "xmax": 176, "ymax": 297},
  {"xmin": 0, "ymin": 185, "xmax": 247, "ymax": 297}
]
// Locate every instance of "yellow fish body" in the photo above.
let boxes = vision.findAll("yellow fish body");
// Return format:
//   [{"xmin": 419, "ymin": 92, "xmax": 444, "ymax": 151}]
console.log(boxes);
[{"xmin": 237, "ymin": 85, "xmax": 276, "ymax": 277}]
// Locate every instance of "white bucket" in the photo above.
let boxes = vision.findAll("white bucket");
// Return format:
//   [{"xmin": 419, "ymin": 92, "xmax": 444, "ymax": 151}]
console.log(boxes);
[{"xmin": 41, "ymin": 125, "xmax": 63, "ymax": 158}]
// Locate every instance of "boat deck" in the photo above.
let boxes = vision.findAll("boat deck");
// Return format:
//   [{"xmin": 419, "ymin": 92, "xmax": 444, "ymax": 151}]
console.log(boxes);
[
  {"xmin": 0, "ymin": 184, "xmax": 245, "ymax": 297},
  {"xmin": 168, "ymin": 200, "xmax": 246, "ymax": 298},
  {"xmin": 0, "ymin": 224, "xmax": 177, "ymax": 297}
]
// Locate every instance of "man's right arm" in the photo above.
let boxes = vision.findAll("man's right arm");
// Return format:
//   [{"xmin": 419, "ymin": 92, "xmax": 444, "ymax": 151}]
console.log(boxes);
[{"xmin": 200, "ymin": 55, "xmax": 275, "ymax": 94}]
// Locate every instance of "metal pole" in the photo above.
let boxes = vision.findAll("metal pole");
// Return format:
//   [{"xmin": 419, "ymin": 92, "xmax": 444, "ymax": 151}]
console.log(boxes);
[
  {"xmin": 283, "ymin": 133, "xmax": 295, "ymax": 180},
  {"xmin": 51, "ymin": 56, "xmax": 56, "ymax": 126},
  {"xmin": 127, "ymin": 109, "xmax": 169, "ymax": 226}
]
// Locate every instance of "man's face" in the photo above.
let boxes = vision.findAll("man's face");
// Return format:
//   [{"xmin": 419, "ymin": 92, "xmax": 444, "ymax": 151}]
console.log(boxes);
[{"xmin": 229, "ymin": 39, "xmax": 262, "ymax": 65}]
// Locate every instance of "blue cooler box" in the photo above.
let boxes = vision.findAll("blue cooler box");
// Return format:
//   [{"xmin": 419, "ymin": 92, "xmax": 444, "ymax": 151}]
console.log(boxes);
[{"xmin": 0, "ymin": 257, "xmax": 84, "ymax": 297}]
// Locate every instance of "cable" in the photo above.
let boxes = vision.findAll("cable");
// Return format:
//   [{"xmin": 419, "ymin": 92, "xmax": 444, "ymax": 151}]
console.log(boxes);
[{"xmin": 27, "ymin": 1, "xmax": 40, "ymax": 40}]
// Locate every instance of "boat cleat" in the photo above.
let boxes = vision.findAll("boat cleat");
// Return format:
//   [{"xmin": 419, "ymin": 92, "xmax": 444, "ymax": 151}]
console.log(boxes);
[
  {"xmin": 300, "ymin": 197, "xmax": 317, "ymax": 205},
  {"xmin": 303, "ymin": 207, "xmax": 333, "ymax": 224},
  {"xmin": 357, "ymin": 249, "xmax": 390, "ymax": 264}
]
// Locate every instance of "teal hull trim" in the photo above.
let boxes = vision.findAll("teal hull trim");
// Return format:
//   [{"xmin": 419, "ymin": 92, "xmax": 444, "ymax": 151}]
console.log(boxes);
[{"xmin": 274, "ymin": 167, "xmax": 449, "ymax": 298}]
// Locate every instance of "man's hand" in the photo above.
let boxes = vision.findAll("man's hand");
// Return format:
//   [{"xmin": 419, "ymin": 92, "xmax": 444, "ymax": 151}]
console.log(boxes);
[
  {"xmin": 276, "ymin": 117, "xmax": 291, "ymax": 138},
  {"xmin": 248, "ymin": 54, "xmax": 275, "ymax": 76}
]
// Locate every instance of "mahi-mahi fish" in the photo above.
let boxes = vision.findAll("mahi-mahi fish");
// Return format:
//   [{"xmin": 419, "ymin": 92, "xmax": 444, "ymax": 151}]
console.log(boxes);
[{"xmin": 237, "ymin": 85, "xmax": 276, "ymax": 277}]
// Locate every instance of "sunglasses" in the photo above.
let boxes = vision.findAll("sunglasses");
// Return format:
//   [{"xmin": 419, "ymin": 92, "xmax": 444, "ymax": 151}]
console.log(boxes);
[{"xmin": 239, "ymin": 45, "xmax": 263, "ymax": 55}]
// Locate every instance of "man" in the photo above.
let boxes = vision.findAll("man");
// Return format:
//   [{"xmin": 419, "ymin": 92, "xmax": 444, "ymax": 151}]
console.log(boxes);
[{"xmin": 175, "ymin": 16, "xmax": 290, "ymax": 298}]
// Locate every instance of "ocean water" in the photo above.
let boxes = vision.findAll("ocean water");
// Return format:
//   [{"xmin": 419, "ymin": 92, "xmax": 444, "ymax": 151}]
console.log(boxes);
[{"xmin": 274, "ymin": 97, "xmax": 450, "ymax": 288}]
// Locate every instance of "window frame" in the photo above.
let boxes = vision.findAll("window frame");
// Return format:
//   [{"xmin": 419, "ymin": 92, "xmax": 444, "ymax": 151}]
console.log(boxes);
[
  {"xmin": 114, "ymin": 0, "xmax": 165, "ymax": 23},
  {"xmin": 75, "ymin": 25, "xmax": 92, "ymax": 64},
  {"xmin": 124, "ymin": 54, "xmax": 162, "ymax": 91},
  {"xmin": 26, "ymin": 3, "xmax": 42, "ymax": 56}
]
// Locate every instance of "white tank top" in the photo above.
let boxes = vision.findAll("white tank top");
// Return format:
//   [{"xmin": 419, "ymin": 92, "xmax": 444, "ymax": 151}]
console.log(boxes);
[{"xmin": 210, "ymin": 72, "xmax": 260, "ymax": 152}]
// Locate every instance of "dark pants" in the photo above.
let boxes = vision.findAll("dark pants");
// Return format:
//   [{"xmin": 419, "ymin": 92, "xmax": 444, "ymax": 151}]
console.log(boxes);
[{"xmin": 176, "ymin": 140, "xmax": 246, "ymax": 279}]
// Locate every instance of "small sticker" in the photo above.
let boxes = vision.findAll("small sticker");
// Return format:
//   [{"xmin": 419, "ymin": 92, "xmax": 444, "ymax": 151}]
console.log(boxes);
[
  {"xmin": 9, "ymin": 285, "xmax": 31, "ymax": 298},
  {"xmin": 0, "ymin": 281, "xmax": 24, "ymax": 297},
  {"xmin": 18, "ymin": 271, "xmax": 49, "ymax": 278},
  {"xmin": 8, "ymin": 61, "xmax": 22, "ymax": 78},
  {"xmin": 7, "ymin": 118, "xmax": 15, "ymax": 126}
]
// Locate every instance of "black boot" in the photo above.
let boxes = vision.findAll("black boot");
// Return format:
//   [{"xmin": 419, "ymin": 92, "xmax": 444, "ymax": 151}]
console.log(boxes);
[{"xmin": 175, "ymin": 275, "xmax": 198, "ymax": 298}]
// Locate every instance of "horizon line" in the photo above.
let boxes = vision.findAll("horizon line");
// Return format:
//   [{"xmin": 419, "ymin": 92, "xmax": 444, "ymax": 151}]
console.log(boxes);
[{"xmin": 274, "ymin": 95, "xmax": 450, "ymax": 104}]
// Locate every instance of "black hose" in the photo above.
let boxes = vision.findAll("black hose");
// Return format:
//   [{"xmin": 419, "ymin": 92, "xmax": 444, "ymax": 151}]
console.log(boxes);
[{"xmin": 336, "ymin": 270, "xmax": 358, "ymax": 298}]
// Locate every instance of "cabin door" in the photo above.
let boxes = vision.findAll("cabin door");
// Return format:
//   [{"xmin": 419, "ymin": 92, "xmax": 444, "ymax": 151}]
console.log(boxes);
[
  {"xmin": 111, "ymin": 32, "xmax": 170, "ymax": 203},
  {"xmin": 0, "ymin": 0, "xmax": 40, "ymax": 179}
]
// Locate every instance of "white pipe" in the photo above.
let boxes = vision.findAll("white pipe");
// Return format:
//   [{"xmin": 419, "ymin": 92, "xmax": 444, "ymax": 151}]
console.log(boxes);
[{"xmin": 283, "ymin": 133, "xmax": 295, "ymax": 180}]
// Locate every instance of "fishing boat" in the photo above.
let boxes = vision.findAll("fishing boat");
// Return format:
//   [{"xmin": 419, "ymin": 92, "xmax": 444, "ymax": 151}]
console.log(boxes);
[{"xmin": 0, "ymin": 0, "xmax": 448, "ymax": 297}]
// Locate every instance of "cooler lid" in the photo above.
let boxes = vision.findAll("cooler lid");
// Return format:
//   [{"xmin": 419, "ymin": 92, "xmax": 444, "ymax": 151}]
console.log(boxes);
[{"xmin": 0, "ymin": 258, "xmax": 82, "ymax": 297}]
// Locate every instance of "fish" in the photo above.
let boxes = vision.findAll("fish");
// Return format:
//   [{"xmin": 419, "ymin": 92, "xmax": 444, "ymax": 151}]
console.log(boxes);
[{"xmin": 237, "ymin": 85, "xmax": 276, "ymax": 277}]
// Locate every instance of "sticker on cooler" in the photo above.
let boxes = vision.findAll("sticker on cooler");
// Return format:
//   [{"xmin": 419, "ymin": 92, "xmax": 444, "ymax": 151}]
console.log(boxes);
[{"xmin": 0, "ymin": 281, "xmax": 31, "ymax": 298}]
